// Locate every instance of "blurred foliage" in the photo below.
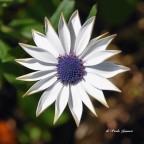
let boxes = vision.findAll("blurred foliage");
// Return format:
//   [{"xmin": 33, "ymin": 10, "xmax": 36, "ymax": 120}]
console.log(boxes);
[
  {"xmin": 98, "ymin": 0, "xmax": 138, "ymax": 26},
  {"xmin": 0, "ymin": 0, "xmax": 144, "ymax": 144}
]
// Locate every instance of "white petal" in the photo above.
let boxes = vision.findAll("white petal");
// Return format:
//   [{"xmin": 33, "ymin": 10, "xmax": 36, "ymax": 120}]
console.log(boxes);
[
  {"xmin": 45, "ymin": 17, "xmax": 65, "ymax": 55},
  {"xmin": 74, "ymin": 17, "xmax": 95, "ymax": 55},
  {"xmin": 68, "ymin": 85, "xmax": 83, "ymax": 126},
  {"xmin": 36, "ymin": 82, "xmax": 63, "ymax": 116},
  {"xmin": 15, "ymin": 58, "xmax": 56, "ymax": 71},
  {"xmin": 86, "ymin": 62, "xmax": 130, "ymax": 78},
  {"xmin": 23, "ymin": 76, "xmax": 57, "ymax": 97},
  {"xmin": 89, "ymin": 32, "xmax": 109, "ymax": 44},
  {"xmin": 58, "ymin": 13, "xmax": 71, "ymax": 54},
  {"xmin": 54, "ymin": 85, "xmax": 69, "ymax": 124},
  {"xmin": 16, "ymin": 70, "xmax": 56, "ymax": 81},
  {"xmin": 80, "ymin": 34, "xmax": 116, "ymax": 58},
  {"xmin": 77, "ymin": 82, "xmax": 97, "ymax": 116},
  {"xmin": 68, "ymin": 10, "xmax": 81, "ymax": 52},
  {"xmin": 82, "ymin": 81, "xmax": 109, "ymax": 108},
  {"xmin": 84, "ymin": 73, "xmax": 121, "ymax": 92},
  {"xmin": 32, "ymin": 29, "xmax": 59, "ymax": 57},
  {"xmin": 19, "ymin": 43, "xmax": 57, "ymax": 64},
  {"xmin": 84, "ymin": 50, "xmax": 121, "ymax": 66}
]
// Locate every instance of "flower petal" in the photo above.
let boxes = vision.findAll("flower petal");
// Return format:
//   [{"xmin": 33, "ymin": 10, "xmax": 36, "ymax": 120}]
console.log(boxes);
[
  {"xmin": 84, "ymin": 50, "xmax": 121, "ymax": 66},
  {"xmin": 82, "ymin": 81, "xmax": 109, "ymax": 108},
  {"xmin": 68, "ymin": 85, "xmax": 83, "ymax": 126},
  {"xmin": 68, "ymin": 10, "xmax": 81, "ymax": 52},
  {"xmin": 32, "ymin": 29, "xmax": 59, "ymax": 57},
  {"xmin": 80, "ymin": 34, "xmax": 116, "ymax": 58},
  {"xmin": 86, "ymin": 62, "xmax": 130, "ymax": 78},
  {"xmin": 23, "ymin": 76, "xmax": 57, "ymax": 97},
  {"xmin": 36, "ymin": 82, "xmax": 63, "ymax": 116},
  {"xmin": 74, "ymin": 17, "xmax": 95, "ymax": 55},
  {"xmin": 15, "ymin": 58, "xmax": 56, "ymax": 71},
  {"xmin": 77, "ymin": 82, "xmax": 97, "ymax": 116},
  {"xmin": 84, "ymin": 73, "xmax": 121, "ymax": 92},
  {"xmin": 89, "ymin": 32, "xmax": 109, "ymax": 45},
  {"xmin": 16, "ymin": 70, "xmax": 56, "ymax": 81},
  {"xmin": 58, "ymin": 13, "xmax": 71, "ymax": 54},
  {"xmin": 45, "ymin": 17, "xmax": 65, "ymax": 55},
  {"xmin": 19, "ymin": 43, "xmax": 57, "ymax": 64},
  {"xmin": 54, "ymin": 85, "xmax": 69, "ymax": 124}
]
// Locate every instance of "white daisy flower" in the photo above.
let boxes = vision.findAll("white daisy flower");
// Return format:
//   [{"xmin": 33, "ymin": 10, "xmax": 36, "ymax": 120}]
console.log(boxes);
[{"xmin": 16, "ymin": 10, "xmax": 130, "ymax": 126}]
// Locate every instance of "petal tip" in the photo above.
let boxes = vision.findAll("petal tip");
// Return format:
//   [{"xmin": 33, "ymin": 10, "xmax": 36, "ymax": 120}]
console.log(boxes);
[
  {"xmin": 60, "ymin": 12, "xmax": 64, "ymax": 19},
  {"xmin": 31, "ymin": 28, "xmax": 36, "ymax": 32},
  {"xmin": 112, "ymin": 34, "xmax": 117, "ymax": 37},
  {"xmin": 105, "ymin": 104, "xmax": 109, "ymax": 108},
  {"xmin": 73, "ymin": 10, "xmax": 79, "ymax": 16},
  {"xmin": 22, "ymin": 93, "xmax": 27, "ymax": 98},
  {"xmin": 117, "ymin": 88, "xmax": 121, "ymax": 92},
  {"xmin": 36, "ymin": 105, "xmax": 43, "ymax": 117},
  {"xmin": 60, "ymin": 12, "xmax": 66, "ymax": 23},
  {"xmin": 87, "ymin": 16, "xmax": 95, "ymax": 25},
  {"xmin": 93, "ymin": 111, "xmax": 98, "ymax": 117},
  {"xmin": 36, "ymin": 111, "xmax": 40, "ymax": 117},
  {"xmin": 18, "ymin": 43, "xmax": 23, "ymax": 47},
  {"xmin": 44, "ymin": 16, "xmax": 48, "ymax": 20},
  {"xmin": 124, "ymin": 66, "xmax": 130, "ymax": 71},
  {"xmin": 44, "ymin": 16, "xmax": 50, "ymax": 24},
  {"xmin": 53, "ymin": 117, "xmax": 58, "ymax": 125},
  {"xmin": 15, "ymin": 76, "xmax": 21, "ymax": 80},
  {"xmin": 31, "ymin": 29, "xmax": 37, "ymax": 36},
  {"xmin": 75, "ymin": 121, "xmax": 80, "ymax": 127},
  {"xmin": 73, "ymin": 116, "xmax": 80, "ymax": 127},
  {"xmin": 15, "ymin": 59, "xmax": 19, "ymax": 63},
  {"xmin": 22, "ymin": 90, "xmax": 31, "ymax": 97},
  {"xmin": 116, "ymin": 50, "xmax": 121, "ymax": 54}
]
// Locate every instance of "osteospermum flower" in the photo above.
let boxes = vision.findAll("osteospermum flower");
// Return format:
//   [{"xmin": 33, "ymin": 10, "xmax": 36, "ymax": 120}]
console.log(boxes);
[{"xmin": 16, "ymin": 10, "xmax": 130, "ymax": 126}]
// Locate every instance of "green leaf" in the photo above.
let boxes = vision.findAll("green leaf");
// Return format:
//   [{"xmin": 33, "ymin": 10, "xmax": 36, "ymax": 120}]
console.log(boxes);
[
  {"xmin": 98, "ymin": 0, "xmax": 138, "ymax": 26},
  {"xmin": 0, "ymin": 25, "xmax": 24, "ymax": 41},
  {"xmin": 87, "ymin": 4, "xmax": 97, "ymax": 19},
  {"xmin": 20, "ymin": 24, "xmax": 44, "ymax": 39},
  {"xmin": 9, "ymin": 18, "xmax": 37, "ymax": 28},
  {"xmin": 0, "ymin": 61, "xmax": 23, "ymax": 84},
  {"xmin": 9, "ymin": 19, "xmax": 44, "ymax": 39},
  {"xmin": 50, "ymin": 0, "xmax": 75, "ymax": 29},
  {"xmin": 0, "ymin": 40, "xmax": 15, "ymax": 62}
]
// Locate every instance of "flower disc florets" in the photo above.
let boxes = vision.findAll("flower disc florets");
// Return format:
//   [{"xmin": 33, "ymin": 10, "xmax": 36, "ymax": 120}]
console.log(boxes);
[{"xmin": 57, "ymin": 54, "xmax": 86, "ymax": 85}]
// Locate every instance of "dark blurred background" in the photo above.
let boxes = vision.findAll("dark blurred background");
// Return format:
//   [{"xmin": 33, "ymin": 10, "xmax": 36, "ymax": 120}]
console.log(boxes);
[{"xmin": 0, "ymin": 0, "xmax": 144, "ymax": 144}]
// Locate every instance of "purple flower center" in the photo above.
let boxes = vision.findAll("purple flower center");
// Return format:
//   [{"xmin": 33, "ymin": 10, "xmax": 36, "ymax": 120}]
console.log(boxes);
[{"xmin": 57, "ymin": 54, "xmax": 86, "ymax": 85}]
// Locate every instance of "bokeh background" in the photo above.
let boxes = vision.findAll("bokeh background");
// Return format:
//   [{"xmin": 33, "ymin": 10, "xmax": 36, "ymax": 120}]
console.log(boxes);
[{"xmin": 0, "ymin": 0, "xmax": 144, "ymax": 143}]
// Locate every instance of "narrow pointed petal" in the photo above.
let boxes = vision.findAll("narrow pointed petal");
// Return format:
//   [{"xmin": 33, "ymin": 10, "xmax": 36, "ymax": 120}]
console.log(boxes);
[
  {"xmin": 82, "ymin": 81, "xmax": 109, "ymax": 108},
  {"xmin": 32, "ymin": 29, "xmax": 59, "ymax": 57},
  {"xmin": 80, "ymin": 34, "xmax": 116, "ymax": 58},
  {"xmin": 15, "ymin": 58, "xmax": 56, "ymax": 71},
  {"xmin": 68, "ymin": 85, "xmax": 83, "ymax": 126},
  {"xmin": 86, "ymin": 62, "xmax": 130, "ymax": 78},
  {"xmin": 84, "ymin": 73, "xmax": 121, "ymax": 92},
  {"xmin": 36, "ymin": 82, "xmax": 63, "ymax": 116},
  {"xmin": 45, "ymin": 17, "xmax": 65, "ymax": 55},
  {"xmin": 68, "ymin": 10, "xmax": 81, "ymax": 52},
  {"xmin": 23, "ymin": 76, "xmax": 57, "ymax": 97},
  {"xmin": 74, "ymin": 17, "xmax": 95, "ymax": 55},
  {"xmin": 77, "ymin": 83, "xmax": 97, "ymax": 116},
  {"xmin": 16, "ymin": 70, "xmax": 56, "ymax": 81},
  {"xmin": 84, "ymin": 50, "xmax": 121, "ymax": 66},
  {"xmin": 58, "ymin": 13, "xmax": 71, "ymax": 54},
  {"xmin": 89, "ymin": 32, "xmax": 109, "ymax": 44},
  {"xmin": 54, "ymin": 85, "xmax": 69, "ymax": 124},
  {"xmin": 19, "ymin": 43, "xmax": 57, "ymax": 64}
]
